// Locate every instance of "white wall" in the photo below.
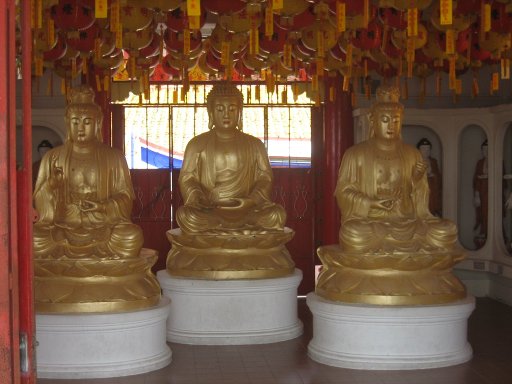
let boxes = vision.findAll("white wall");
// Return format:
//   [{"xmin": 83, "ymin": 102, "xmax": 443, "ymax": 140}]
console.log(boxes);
[{"xmin": 353, "ymin": 105, "xmax": 512, "ymax": 304}]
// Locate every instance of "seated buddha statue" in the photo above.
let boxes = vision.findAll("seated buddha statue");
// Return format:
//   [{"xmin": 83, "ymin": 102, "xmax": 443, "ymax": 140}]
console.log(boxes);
[
  {"xmin": 33, "ymin": 86, "xmax": 160, "ymax": 312},
  {"xmin": 166, "ymin": 82, "xmax": 294, "ymax": 279},
  {"xmin": 316, "ymin": 85, "xmax": 466, "ymax": 305}
]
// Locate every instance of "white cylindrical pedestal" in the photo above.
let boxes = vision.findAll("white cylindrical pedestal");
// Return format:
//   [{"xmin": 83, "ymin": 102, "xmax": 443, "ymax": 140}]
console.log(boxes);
[
  {"xmin": 307, "ymin": 293, "xmax": 475, "ymax": 370},
  {"xmin": 157, "ymin": 269, "xmax": 303, "ymax": 345},
  {"xmin": 36, "ymin": 298, "xmax": 172, "ymax": 379}
]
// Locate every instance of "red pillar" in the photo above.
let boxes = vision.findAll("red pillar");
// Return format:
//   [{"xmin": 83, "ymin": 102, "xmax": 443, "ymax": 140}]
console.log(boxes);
[
  {"xmin": 0, "ymin": 1, "xmax": 20, "ymax": 383},
  {"xmin": 319, "ymin": 75, "xmax": 354, "ymax": 246}
]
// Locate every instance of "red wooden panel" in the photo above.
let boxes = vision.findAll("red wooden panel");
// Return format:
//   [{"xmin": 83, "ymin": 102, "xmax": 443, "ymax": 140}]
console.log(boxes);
[{"xmin": 130, "ymin": 167, "xmax": 317, "ymax": 293}]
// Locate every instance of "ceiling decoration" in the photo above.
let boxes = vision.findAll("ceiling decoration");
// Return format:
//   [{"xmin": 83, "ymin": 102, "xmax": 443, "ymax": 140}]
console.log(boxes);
[{"xmin": 24, "ymin": 0, "xmax": 512, "ymax": 101}]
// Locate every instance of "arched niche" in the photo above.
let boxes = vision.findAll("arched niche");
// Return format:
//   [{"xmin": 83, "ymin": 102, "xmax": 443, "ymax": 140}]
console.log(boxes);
[
  {"xmin": 458, "ymin": 125, "xmax": 488, "ymax": 251},
  {"xmin": 502, "ymin": 124, "xmax": 512, "ymax": 255},
  {"xmin": 16, "ymin": 125, "xmax": 64, "ymax": 166},
  {"xmin": 402, "ymin": 125, "xmax": 443, "ymax": 217}
]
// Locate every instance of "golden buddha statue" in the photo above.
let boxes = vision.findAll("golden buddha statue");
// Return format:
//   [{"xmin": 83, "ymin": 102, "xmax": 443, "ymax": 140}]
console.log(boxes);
[
  {"xmin": 316, "ymin": 85, "xmax": 466, "ymax": 305},
  {"xmin": 33, "ymin": 86, "xmax": 160, "ymax": 312},
  {"xmin": 166, "ymin": 82, "xmax": 294, "ymax": 279}
]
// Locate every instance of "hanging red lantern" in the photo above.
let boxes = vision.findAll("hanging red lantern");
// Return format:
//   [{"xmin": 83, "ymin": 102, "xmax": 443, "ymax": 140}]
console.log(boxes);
[
  {"xmin": 166, "ymin": 4, "xmax": 206, "ymax": 32},
  {"xmin": 51, "ymin": 0, "xmax": 95, "ymax": 31},
  {"xmin": 120, "ymin": 5, "xmax": 153, "ymax": 31},
  {"xmin": 164, "ymin": 29, "xmax": 202, "ymax": 54},
  {"xmin": 378, "ymin": 8, "xmax": 407, "ymax": 30},
  {"xmin": 65, "ymin": 22, "xmax": 101, "ymax": 53},
  {"xmin": 150, "ymin": 63, "xmax": 172, "ymax": 81},
  {"xmin": 352, "ymin": 21, "xmax": 382, "ymax": 50},
  {"xmin": 42, "ymin": 34, "xmax": 68, "ymax": 62},
  {"xmin": 160, "ymin": 53, "xmax": 182, "ymax": 77},
  {"xmin": 203, "ymin": 0, "xmax": 245, "ymax": 15},
  {"xmin": 490, "ymin": 1, "xmax": 512, "ymax": 33},
  {"xmin": 139, "ymin": 33, "xmax": 162, "ymax": 58},
  {"xmin": 259, "ymin": 22, "xmax": 288, "ymax": 55},
  {"xmin": 275, "ymin": 5, "xmax": 315, "ymax": 30}
]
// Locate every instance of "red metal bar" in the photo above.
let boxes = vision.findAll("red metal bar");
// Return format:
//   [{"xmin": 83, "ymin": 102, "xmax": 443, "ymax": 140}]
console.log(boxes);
[{"xmin": 18, "ymin": 0, "xmax": 35, "ymax": 382}]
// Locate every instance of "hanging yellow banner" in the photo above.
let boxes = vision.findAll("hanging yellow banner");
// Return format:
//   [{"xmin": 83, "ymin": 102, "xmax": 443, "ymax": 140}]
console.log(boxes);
[
  {"xmin": 483, "ymin": 4, "xmax": 491, "ymax": 33},
  {"xmin": 445, "ymin": 29, "xmax": 455, "ymax": 54},
  {"xmin": 316, "ymin": 58, "xmax": 324, "ymax": 77},
  {"xmin": 440, "ymin": 0, "xmax": 452, "ymax": 26},
  {"xmin": 329, "ymin": 86, "xmax": 335, "ymax": 102},
  {"xmin": 317, "ymin": 31, "xmax": 325, "ymax": 58},
  {"xmin": 272, "ymin": 0, "xmax": 283, "ymax": 11},
  {"xmin": 455, "ymin": 79, "xmax": 462, "ymax": 95},
  {"xmin": 407, "ymin": 8, "xmax": 418, "ymax": 37},
  {"xmin": 492, "ymin": 72, "xmax": 499, "ymax": 91},
  {"xmin": 95, "ymin": 75, "xmax": 102, "ymax": 92},
  {"xmin": 249, "ymin": 27, "xmax": 259, "ymax": 55},
  {"xmin": 47, "ymin": 19, "xmax": 55, "ymax": 48},
  {"xmin": 36, "ymin": 0, "xmax": 42, "ymax": 29},
  {"xmin": 283, "ymin": 43, "xmax": 292, "ymax": 67},
  {"xmin": 187, "ymin": 0, "xmax": 201, "ymax": 17},
  {"xmin": 189, "ymin": 15, "xmax": 201, "ymax": 30},
  {"xmin": 34, "ymin": 56, "xmax": 43, "ymax": 77},
  {"xmin": 221, "ymin": 42, "xmax": 230, "ymax": 66},
  {"xmin": 95, "ymin": 0, "xmax": 108, "ymax": 18},
  {"xmin": 103, "ymin": 75, "xmax": 110, "ymax": 92},
  {"xmin": 115, "ymin": 24, "xmax": 123, "ymax": 49},
  {"xmin": 336, "ymin": 2, "xmax": 346, "ymax": 33},
  {"xmin": 501, "ymin": 58, "xmax": 510, "ymax": 79},
  {"xmin": 110, "ymin": 1, "xmax": 120, "ymax": 32},
  {"xmin": 363, "ymin": 0, "xmax": 369, "ymax": 29},
  {"xmin": 448, "ymin": 57, "xmax": 456, "ymax": 90},
  {"xmin": 265, "ymin": 7, "xmax": 274, "ymax": 38}
]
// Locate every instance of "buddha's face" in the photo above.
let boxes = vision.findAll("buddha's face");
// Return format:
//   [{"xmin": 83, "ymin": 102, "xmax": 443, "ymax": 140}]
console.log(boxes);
[
  {"xmin": 68, "ymin": 109, "xmax": 97, "ymax": 144},
  {"xmin": 211, "ymin": 96, "xmax": 241, "ymax": 131},
  {"xmin": 373, "ymin": 110, "xmax": 402, "ymax": 140}
]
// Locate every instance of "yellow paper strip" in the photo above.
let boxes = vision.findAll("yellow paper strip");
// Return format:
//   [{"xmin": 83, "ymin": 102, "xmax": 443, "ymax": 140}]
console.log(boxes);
[
  {"xmin": 329, "ymin": 86, "xmax": 335, "ymax": 102},
  {"xmin": 273, "ymin": 0, "xmax": 283, "ymax": 11},
  {"xmin": 283, "ymin": 43, "xmax": 292, "ymax": 67},
  {"xmin": 255, "ymin": 84, "xmax": 261, "ymax": 101},
  {"xmin": 221, "ymin": 42, "xmax": 230, "ymax": 66},
  {"xmin": 34, "ymin": 56, "xmax": 43, "ymax": 77},
  {"xmin": 47, "ymin": 19, "xmax": 55, "ymax": 48},
  {"xmin": 492, "ymin": 71, "xmax": 499, "ymax": 91},
  {"xmin": 317, "ymin": 31, "xmax": 325, "ymax": 58},
  {"xmin": 316, "ymin": 58, "xmax": 324, "ymax": 77},
  {"xmin": 36, "ymin": 0, "xmax": 42, "ymax": 29},
  {"xmin": 407, "ymin": 8, "xmax": 418, "ymax": 37},
  {"xmin": 501, "ymin": 58, "xmax": 511, "ymax": 79},
  {"xmin": 115, "ymin": 24, "xmax": 123, "ymax": 49},
  {"xmin": 449, "ymin": 57, "xmax": 456, "ymax": 90},
  {"xmin": 483, "ymin": 4, "xmax": 491, "ymax": 33},
  {"xmin": 187, "ymin": 0, "xmax": 201, "ymax": 17},
  {"xmin": 95, "ymin": 75, "xmax": 102, "ymax": 92},
  {"xmin": 455, "ymin": 79, "xmax": 462, "ymax": 95},
  {"xmin": 445, "ymin": 29, "xmax": 455, "ymax": 54},
  {"xmin": 363, "ymin": 0, "xmax": 369, "ymax": 29},
  {"xmin": 103, "ymin": 75, "xmax": 110, "ymax": 92},
  {"xmin": 189, "ymin": 15, "xmax": 200, "ymax": 30},
  {"xmin": 440, "ymin": 0, "xmax": 452, "ymax": 26},
  {"xmin": 173, "ymin": 89, "xmax": 178, "ymax": 103},
  {"xmin": 110, "ymin": 1, "xmax": 120, "ymax": 32},
  {"xmin": 95, "ymin": 0, "xmax": 108, "ymax": 18},
  {"xmin": 250, "ymin": 27, "xmax": 259, "ymax": 55},
  {"xmin": 336, "ymin": 2, "xmax": 346, "ymax": 33},
  {"xmin": 265, "ymin": 7, "xmax": 274, "ymax": 38},
  {"xmin": 94, "ymin": 38, "xmax": 102, "ymax": 61}
]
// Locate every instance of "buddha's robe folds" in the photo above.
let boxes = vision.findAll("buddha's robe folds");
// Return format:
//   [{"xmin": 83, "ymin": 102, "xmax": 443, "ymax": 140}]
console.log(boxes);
[
  {"xmin": 33, "ymin": 143, "xmax": 143, "ymax": 259},
  {"xmin": 177, "ymin": 130, "xmax": 285, "ymax": 233},
  {"xmin": 336, "ymin": 139, "xmax": 457, "ymax": 253}
]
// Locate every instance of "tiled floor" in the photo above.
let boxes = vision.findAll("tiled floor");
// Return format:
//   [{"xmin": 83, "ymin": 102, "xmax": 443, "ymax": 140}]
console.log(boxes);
[{"xmin": 38, "ymin": 297, "xmax": 512, "ymax": 384}]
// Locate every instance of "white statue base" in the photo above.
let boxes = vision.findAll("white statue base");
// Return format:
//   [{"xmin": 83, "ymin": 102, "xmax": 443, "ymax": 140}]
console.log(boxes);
[
  {"xmin": 157, "ymin": 269, "xmax": 303, "ymax": 345},
  {"xmin": 307, "ymin": 293, "xmax": 475, "ymax": 370},
  {"xmin": 36, "ymin": 298, "xmax": 172, "ymax": 379}
]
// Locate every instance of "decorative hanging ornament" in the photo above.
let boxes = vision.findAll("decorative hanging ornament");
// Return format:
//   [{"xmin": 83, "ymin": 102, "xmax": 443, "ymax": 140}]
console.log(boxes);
[{"xmin": 51, "ymin": 0, "xmax": 95, "ymax": 31}]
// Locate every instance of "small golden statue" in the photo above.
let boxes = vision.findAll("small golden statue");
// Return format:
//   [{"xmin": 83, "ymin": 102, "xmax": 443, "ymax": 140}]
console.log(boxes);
[
  {"xmin": 33, "ymin": 86, "xmax": 160, "ymax": 312},
  {"xmin": 167, "ymin": 82, "xmax": 294, "ymax": 279},
  {"xmin": 317, "ymin": 85, "xmax": 466, "ymax": 305}
]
